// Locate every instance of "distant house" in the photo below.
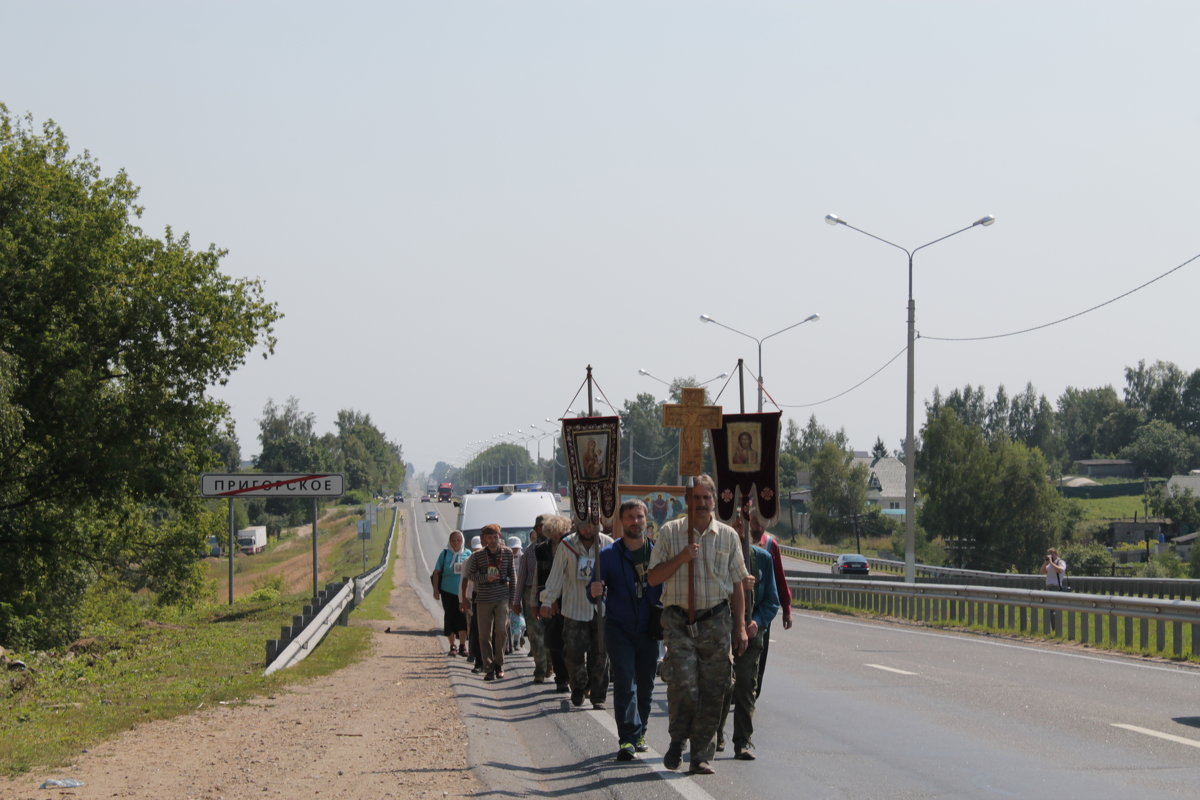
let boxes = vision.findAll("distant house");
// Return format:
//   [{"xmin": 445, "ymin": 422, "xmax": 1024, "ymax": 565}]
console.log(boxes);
[
  {"xmin": 1072, "ymin": 459, "xmax": 1137, "ymax": 479},
  {"xmin": 1165, "ymin": 474, "xmax": 1200, "ymax": 498},
  {"xmin": 853, "ymin": 455, "xmax": 906, "ymax": 517},
  {"xmin": 1109, "ymin": 520, "xmax": 1166, "ymax": 546},
  {"xmin": 1173, "ymin": 531, "xmax": 1197, "ymax": 562}
]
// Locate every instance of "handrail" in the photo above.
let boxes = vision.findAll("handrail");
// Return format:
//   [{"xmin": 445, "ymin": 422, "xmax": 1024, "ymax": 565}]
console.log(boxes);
[{"xmin": 788, "ymin": 576, "xmax": 1200, "ymax": 659}]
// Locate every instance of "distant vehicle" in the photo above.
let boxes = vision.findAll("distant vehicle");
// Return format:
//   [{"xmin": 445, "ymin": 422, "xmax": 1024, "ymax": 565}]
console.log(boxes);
[
  {"xmin": 438, "ymin": 482, "xmax": 453, "ymax": 502},
  {"xmin": 394, "ymin": 493, "xmax": 404, "ymax": 503},
  {"xmin": 832, "ymin": 553, "xmax": 870, "ymax": 575},
  {"xmin": 421, "ymin": 495, "xmax": 432, "ymax": 503},
  {"xmin": 205, "ymin": 535, "xmax": 222, "ymax": 557},
  {"xmin": 237, "ymin": 525, "xmax": 268, "ymax": 555},
  {"xmin": 457, "ymin": 483, "xmax": 559, "ymax": 550},
  {"xmin": 425, "ymin": 510, "xmax": 440, "ymax": 522}
]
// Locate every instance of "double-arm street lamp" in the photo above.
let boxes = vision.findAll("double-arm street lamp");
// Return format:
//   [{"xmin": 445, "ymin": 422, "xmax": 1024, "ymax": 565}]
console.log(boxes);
[
  {"xmin": 825, "ymin": 212, "xmax": 994, "ymax": 582},
  {"xmin": 697, "ymin": 314, "xmax": 820, "ymax": 412}
]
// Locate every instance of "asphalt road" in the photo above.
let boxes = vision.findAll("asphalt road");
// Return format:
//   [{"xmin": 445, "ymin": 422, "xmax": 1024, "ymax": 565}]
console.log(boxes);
[{"xmin": 406, "ymin": 502, "xmax": 1200, "ymax": 799}]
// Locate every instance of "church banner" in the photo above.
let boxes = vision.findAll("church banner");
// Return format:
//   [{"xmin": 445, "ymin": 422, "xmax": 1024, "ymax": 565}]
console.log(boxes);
[
  {"xmin": 561, "ymin": 415, "xmax": 620, "ymax": 524},
  {"xmin": 709, "ymin": 412, "xmax": 782, "ymax": 524}
]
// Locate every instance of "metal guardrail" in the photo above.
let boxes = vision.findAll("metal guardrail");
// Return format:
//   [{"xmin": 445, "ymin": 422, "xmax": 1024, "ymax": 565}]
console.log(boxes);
[
  {"xmin": 788, "ymin": 576, "xmax": 1200, "ymax": 659},
  {"xmin": 779, "ymin": 544, "xmax": 1200, "ymax": 600},
  {"xmin": 263, "ymin": 505, "xmax": 399, "ymax": 674}
]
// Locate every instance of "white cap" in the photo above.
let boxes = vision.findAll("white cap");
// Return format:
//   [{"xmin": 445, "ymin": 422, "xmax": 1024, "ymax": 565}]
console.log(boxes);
[
  {"xmin": 507, "ymin": 536, "xmax": 522, "ymax": 549},
  {"xmin": 470, "ymin": 535, "xmax": 482, "ymax": 551}
]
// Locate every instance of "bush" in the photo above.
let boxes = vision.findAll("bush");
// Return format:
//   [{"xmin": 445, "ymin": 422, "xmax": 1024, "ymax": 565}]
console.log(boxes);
[
  {"xmin": 248, "ymin": 574, "xmax": 284, "ymax": 602},
  {"xmin": 1058, "ymin": 543, "xmax": 1116, "ymax": 577},
  {"xmin": 340, "ymin": 489, "xmax": 373, "ymax": 506},
  {"xmin": 1139, "ymin": 552, "xmax": 1188, "ymax": 578}
]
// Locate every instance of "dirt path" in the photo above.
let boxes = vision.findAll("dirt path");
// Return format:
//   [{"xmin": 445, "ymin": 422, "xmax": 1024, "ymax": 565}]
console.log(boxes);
[{"xmin": 0, "ymin": 521, "xmax": 485, "ymax": 800}]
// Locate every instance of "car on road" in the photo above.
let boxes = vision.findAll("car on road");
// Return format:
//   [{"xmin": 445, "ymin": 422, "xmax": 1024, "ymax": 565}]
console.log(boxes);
[
  {"xmin": 425, "ymin": 510, "xmax": 440, "ymax": 522},
  {"xmin": 421, "ymin": 495, "xmax": 432, "ymax": 502},
  {"xmin": 832, "ymin": 553, "xmax": 870, "ymax": 575}
]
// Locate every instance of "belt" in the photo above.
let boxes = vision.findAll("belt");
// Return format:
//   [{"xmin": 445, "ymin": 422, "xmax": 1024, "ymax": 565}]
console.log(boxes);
[{"xmin": 668, "ymin": 600, "xmax": 728, "ymax": 623}]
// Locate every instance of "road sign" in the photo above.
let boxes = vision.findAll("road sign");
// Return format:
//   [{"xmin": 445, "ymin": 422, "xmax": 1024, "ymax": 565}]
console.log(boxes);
[
  {"xmin": 200, "ymin": 473, "xmax": 345, "ymax": 498},
  {"xmin": 358, "ymin": 519, "xmax": 372, "ymax": 540}
]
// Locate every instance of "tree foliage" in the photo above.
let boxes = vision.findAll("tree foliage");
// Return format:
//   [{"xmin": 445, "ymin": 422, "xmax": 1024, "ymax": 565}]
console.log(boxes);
[
  {"xmin": 809, "ymin": 441, "xmax": 868, "ymax": 544},
  {"xmin": 917, "ymin": 408, "xmax": 1062, "ymax": 571},
  {"xmin": 0, "ymin": 108, "xmax": 279, "ymax": 648}
]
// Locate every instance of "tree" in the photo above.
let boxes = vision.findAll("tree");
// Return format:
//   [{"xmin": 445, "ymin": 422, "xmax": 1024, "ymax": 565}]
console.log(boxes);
[
  {"xmin": 917, "ymin": 408, "xmax": 1062, "ymax": 571},
  {"xmin": 0, "ymin": 108, "xmax": 279, "ymax": 648},
  {"xmin": 809, "ymin": 442, "xmax": 868, "ymax": 544},
  {"xmin": 1119, "ymin": 420, "xmax": 1198, "ymax": 477},
  {"xmin": 1056, "ymin": 385, "xmax": 1139, "ymax": 462},
  {"xmin": 620, "ymin": 393, "xmax": 669, "ymax": 485},
  {"xmin": 332, "ymin": 409, "xmax": 404, "ymax": 494},
  {"xmin": 1149, "ymin": 484, "xmax": 1200, "ymax": 530},
  {"xmin": 255, "ymin": 397, "xmax": 332, "ymax": 523},
  {"xmin": 871, "ymin": 437, "xmax": 889, "ymax": 460},
  {"xmin": 1124, "ymin": 359, "xmax": 1187, "ymax": 428}
]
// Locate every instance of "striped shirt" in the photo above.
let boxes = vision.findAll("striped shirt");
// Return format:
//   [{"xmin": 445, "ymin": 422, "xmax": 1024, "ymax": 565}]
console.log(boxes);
[
  {"xmin": 463, "ymin": 546, "xmax": 517, "ymax": 605},
  {"xmin": 650, "ymin": 516, "xmax": 749, "ymax": 612},
  {"xmin": 539, "ymin": 532, "xmax": 613, "ymax": 622}
]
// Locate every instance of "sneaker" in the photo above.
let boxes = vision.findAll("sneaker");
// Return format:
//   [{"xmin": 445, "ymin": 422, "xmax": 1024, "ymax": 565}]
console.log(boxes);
[
  {"xmin": 571, "ymin": 690, "xmax": 585, "ymax": 707},
  {"xmin": 634, "ymin": 735, "xmax": 648, "ymax": 753},
  {"xmin": 616, "ymin": 743, "xmax": 635, "ymax": 762},
  {"xmin": 484, "ymin": 671, "xmax": 495, "ymax": 681},
  {"xmin": 689, "ymin": 761, "xmax": 715, "ymax": 775},
  {"xmin": 663, "ymin": 741, "xmax": 683, "ymax": 771}
]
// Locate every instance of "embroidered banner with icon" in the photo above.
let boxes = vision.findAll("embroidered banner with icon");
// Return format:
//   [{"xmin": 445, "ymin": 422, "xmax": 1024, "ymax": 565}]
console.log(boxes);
[
  {"xmin": 709, "ymin": 411, "xmax": 782, "ymax": 524},
  {"xmin": 561, "ymin": 415, "xmax": 620, "ymax": 524}
]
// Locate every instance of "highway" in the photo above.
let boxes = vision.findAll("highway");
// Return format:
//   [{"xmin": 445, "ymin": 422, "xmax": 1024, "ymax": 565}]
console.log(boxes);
[{"xmin": 406, "ymin": 500, "xmax": 1200, "ymax": 799}]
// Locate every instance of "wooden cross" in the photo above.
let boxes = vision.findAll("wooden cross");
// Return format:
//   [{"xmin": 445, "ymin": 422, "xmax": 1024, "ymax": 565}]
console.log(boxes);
[
  {"xmin": 662, "ymin": 387, "xmax": 723, "ymax": 477},
  {"xmin": 662, "ymin": 387, "xmax": 723, "ymax": 625}
]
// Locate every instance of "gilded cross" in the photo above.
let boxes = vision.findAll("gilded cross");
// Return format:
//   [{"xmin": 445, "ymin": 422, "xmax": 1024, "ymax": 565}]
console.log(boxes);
[{"xmin": 662, "ymin": 387, "xmax": 723, "ymax": 477}]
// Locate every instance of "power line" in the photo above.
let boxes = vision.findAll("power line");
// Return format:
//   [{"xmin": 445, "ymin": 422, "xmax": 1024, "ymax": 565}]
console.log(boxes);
[{"xmin": 923, "ymin": 251, "xmax": 1200, "ymax": 342}]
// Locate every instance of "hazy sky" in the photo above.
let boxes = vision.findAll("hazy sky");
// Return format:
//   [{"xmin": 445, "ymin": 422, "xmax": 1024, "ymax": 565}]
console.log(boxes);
[{"xmin": 5, "ymin": 1, "xmax": 1198, "ymax": 475}]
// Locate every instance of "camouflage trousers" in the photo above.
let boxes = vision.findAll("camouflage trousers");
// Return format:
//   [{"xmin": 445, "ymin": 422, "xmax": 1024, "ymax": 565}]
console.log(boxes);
[
  {"xmin": 563, "ymin": 615, "xmax": 609, "ymax": 704},
  {"xmin": 717, "ymin": 625, "xmax": 765, "ymax": 750},
  {"xmin": 660, "ymin": 604, "xmax": 733, "ymax": 764},
  {"xmin": 523, "ymin": 587, "xmax": 549, "ymax": 679}
]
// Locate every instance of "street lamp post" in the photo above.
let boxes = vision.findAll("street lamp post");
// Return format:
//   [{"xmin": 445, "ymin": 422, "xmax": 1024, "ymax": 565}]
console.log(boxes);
[
  {"xmin": 697, "ymin": 315, "xmax": 819, "ymax": 412},
  {"xmin": 825, "ymin": 211, "xmax": 994, "ymax": 583}
]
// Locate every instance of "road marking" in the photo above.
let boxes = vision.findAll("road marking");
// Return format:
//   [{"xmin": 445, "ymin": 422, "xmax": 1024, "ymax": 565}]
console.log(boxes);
[
  {"xmin": 865, "ymin": 663, "xmax": 917, "ymax": 676},
  {"xmin": 589, "ymin": 707, "xmax": 721, "ymax": 800},
  {"xmin": 807, "ymin": 615, "xmax": 1200, "ymax": 678},
  {"xmin": 1111, "ymin": 723, "xmax": 1200, "ymax": 749}
]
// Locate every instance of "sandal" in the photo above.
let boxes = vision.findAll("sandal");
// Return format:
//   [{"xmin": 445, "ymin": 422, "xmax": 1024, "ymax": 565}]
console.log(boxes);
[
  {"xmin": 448, "ymin": 646, "xmax": 457, "ymax": 656},
  {"xmin": 458, "ymin": 644, "xmax": 467, "ymax": 657}
]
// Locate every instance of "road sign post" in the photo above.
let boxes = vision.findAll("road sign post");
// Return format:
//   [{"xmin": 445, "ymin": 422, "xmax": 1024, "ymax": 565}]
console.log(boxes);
[{"xmin": 199, "ymin": 473, "xmax": 345, "ymax": 603}]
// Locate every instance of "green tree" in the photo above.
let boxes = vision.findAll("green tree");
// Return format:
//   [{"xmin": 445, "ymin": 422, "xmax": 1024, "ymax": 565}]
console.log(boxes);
[
  {"xmin": 917, "ymin": 408, "xmax": 1061, "ymax": 571},
  {"xmin": 1119, "ymin": 420, "xmax": 1197, "ymax": 477},
  {"xmin": 1056, "ymin": 385, "xmax": 1140, "ymax": 462},
  {"xmin": 620, "ymin": 392, "xmax": 669, "ymax": 485},
  {"xmin": 1148, "ymin": 485, "xmax": 1200, "ymax": 530},
  {"xmin": 809, "ymin": 441, "xmax": 868, "ymax": 544},
  {"xmin": 870, "ymin": 437, "xmax": 889, "ymax": 460},
  {"xmin": 0, "ymin": 108, "xmax": 279, "ymax": 648},
  {"xmin": 1058, "ymin": 542, "xmax": 1116, "ymax": 577},
  {"xmin": 332, "ymin": 409, "xmax": 404, "ymax": 495},
  {"xmin": 255, "ymin": 397, "xmax": 330, "ymax": 525}
]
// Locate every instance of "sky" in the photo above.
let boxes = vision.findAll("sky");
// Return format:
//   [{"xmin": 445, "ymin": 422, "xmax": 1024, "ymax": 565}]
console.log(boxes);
[{"xmin": 4, "ymin": 1, "xmax": 1199, "ymax": 476}]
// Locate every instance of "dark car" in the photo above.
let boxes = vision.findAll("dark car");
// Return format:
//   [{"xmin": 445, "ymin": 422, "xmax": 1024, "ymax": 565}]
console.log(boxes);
[
  {"xmin": 425, "ymin": 510, "xmax": 440, "ymax": 522},
  {"xmin": 832, "ymin": 554, "xmax": 870, "ymax": 575}
]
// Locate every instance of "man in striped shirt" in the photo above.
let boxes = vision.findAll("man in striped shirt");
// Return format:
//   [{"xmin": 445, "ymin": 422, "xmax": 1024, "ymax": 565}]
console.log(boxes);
[
  {"xmin": 461, "ymin": 524, "xmax": 517, "ymax": 681},
  {"xmin": 539, "ymin": 517, "xmax": 613, "ymax": 709},
  {"xmin": 648, "ymin": 474, "xmax": 749, "ymax": 776}
]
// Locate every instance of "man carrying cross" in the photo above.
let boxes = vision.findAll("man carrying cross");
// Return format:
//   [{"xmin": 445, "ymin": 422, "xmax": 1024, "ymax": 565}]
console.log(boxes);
[{"xmin": 649, "ymin": 475, "xmax": 749, "ymax": 774}]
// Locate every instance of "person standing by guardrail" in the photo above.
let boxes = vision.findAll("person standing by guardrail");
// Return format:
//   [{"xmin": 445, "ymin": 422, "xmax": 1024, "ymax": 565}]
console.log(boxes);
[
  {"xmin": 1041, "ymin": 547, "xmax": 1068, "ymax": 634},
  {"xmin": 462, "ymin": 524, "xmax": 517, "ymax": 681}
]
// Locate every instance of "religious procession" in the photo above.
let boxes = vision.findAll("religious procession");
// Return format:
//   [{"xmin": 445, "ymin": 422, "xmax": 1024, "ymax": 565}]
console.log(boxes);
[{"xmin": 430, "ymin": 371, "xmax": 795, "ymax": 776}]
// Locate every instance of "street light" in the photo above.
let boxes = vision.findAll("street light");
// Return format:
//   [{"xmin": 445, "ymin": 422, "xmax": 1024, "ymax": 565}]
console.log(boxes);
[
  {"xmin": 697, "ymin": 314, "xmax": 819, "ymax": 412},
  {"xmin": 825, "ymin": 211, "xmax": 994, "ymax": 583}
]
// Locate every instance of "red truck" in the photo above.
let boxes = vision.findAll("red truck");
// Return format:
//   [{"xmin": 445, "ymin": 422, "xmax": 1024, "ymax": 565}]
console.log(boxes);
[{"xmin": 437, "ymin": 482, "xmax": 453, "ymax": 502}]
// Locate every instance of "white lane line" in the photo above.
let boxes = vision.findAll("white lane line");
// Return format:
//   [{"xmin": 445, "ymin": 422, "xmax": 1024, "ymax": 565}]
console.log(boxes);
[
  {"xmin": 865, "ymin": 663, "xmax": 918, "ymax": 676},
  {"xmin": 1111, "ymin": 723, "xmax": 1200, "ymax": 749},
  {"xmin": 808, "ymin": 615, "xmax": 1200, "ymax": 677},
  {"xmin": 588, "ymin": 708, "xmax": 721, "ymax": 800}
]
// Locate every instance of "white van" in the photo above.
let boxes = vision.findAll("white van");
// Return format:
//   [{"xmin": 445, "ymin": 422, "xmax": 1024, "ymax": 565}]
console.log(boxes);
[{"xmin": 457, "ymin": 483, "xmax": 561, "ymax": 548}]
